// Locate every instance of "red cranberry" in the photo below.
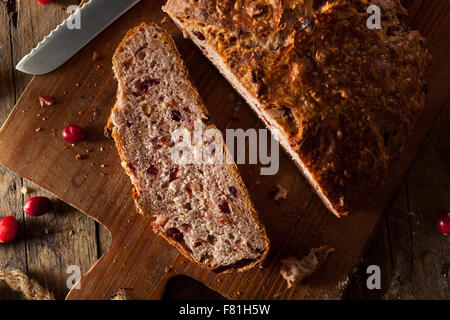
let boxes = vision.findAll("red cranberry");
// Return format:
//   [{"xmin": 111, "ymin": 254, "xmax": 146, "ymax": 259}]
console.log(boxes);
[
  {"xmin": 0, "ymin": 216, "xmax": 19, "ymax": 243},
  {"xmin": 194, "ymin": 241, "xmax": 203, "ymax": 248},
  {"xmin": 229, "ymin": 186, "xmax": 238, "ymax": 198},
  {"xmin": 38, "ymin": 96, "xmax": 55, "ymax": 106},
  {"xmin": 201, "ymin": 117, "xmax": 212, "ymax": 125},
  {"xmin": 24, "ymin": 197, "xmax": 52, "ymax": 217},
  {"xmin": 151, "ymin": 136, "xmax": 167, "ymax": 149},
  {"xmin": 437, "ymin": 210, "xmax": 450, "ymax": 235},
  {"xmin": 166, "ymin": 227, "xmax": 184, "ymax": 242},
  {"xmin": 138, "ymin": 78, "xmax": 160, "ymax": 93},
  {"xmin": 38, "ymin": 0, "xmax": 53, "ymax": 4},
  {"xmin": 218, "ymin": 199, "xmax": 230, "ymax": 214},
  {"xmin": 62, "ymin": 124, "xmax": 85, "ymax": 144},
  {"xmin": 185, "ymin": 184, "xmax": 192, "ymax": 196},
  {"xmin": 192, "ymin": 31, "xmax": 205, "ymax": 41},
  {"xmin": 104, "ymin": 127, "xmax": 113, "ymax": 139}
]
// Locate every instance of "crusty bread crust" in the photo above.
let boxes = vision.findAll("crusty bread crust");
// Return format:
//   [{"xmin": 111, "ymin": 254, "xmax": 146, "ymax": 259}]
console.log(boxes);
[
  {"xmin": 110, "ymin": 23, "xmax": 269, "ymax": 273},
  {"xmin": 163, "ymin": 0, "xmax": 432, "ymax": 216}
]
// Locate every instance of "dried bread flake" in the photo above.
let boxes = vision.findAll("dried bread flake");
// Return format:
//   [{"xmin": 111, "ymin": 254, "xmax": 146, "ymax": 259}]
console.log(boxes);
[
  {"xmin": 273, "ymin": 184, "xmax": 287, "ymax": 200},
  {"xmin": 280, "ymin": 245, "xmax": 335, "ymax": 288}
]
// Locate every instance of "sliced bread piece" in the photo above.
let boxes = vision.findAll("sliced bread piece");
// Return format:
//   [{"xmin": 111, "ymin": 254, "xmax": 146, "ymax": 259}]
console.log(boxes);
[
  {"xmin": 163, "ymin": 0, "xmax": 431, "ymax": 217},
  {"xmin": 110, "ymin": 23, "xmax": 269, "ymax": 272}
]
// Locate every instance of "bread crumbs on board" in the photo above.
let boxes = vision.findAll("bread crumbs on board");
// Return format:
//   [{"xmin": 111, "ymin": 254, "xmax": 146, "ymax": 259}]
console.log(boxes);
[{"xmin": 92, "ymin": 51, "xmax": 100, "ymax": 61}]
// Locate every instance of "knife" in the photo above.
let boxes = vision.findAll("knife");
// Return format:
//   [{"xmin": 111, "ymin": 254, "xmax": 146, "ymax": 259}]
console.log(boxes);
[{"xmin": 16, "ymin": 0, "xmax": 141, "ymax": 75}]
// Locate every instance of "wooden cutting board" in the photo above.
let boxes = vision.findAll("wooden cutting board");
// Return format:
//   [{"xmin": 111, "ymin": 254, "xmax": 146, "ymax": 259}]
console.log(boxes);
[{"xmin": 0, "ymin": 0, "xmax": 447, "ymax": 300}]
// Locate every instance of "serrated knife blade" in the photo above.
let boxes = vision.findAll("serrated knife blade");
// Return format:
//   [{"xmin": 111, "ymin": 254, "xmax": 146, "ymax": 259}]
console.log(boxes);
[{"xmin": 16, "ymin": 0, "xmax": 141, "ymax": 75}]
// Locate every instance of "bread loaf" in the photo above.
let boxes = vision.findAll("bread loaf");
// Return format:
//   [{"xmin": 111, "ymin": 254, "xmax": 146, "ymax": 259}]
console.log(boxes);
[{"xmin": 163, "ymin": 0, "xmax": 432, "ymax": 216}]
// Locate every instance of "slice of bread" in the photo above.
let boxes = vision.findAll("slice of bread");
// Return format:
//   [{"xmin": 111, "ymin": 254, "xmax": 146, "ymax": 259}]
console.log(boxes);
[{"xmin": 110, "ymin": 23, "xmax": 269, "ymax": 272}]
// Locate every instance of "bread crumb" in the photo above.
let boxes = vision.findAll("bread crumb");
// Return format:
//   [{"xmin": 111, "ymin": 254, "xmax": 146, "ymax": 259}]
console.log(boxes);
[
  {"xmin": 75, "ymin": 154, "xmax": 82, "ymax": 160},
  {"xmin": 273, "ymin": 291, "xmax": 283, "ymax": 298},
  {"xmin": 44, "ymin": 228, "xmax": 50, "ymax": 235},
  {"xmin": 273, "ymin": 184, "xmax": 287, "ymax": 200},
  {"xmin": 20, "ymin": 187, "xmax": 28, "ymax": 194},
  {"xmin": 280, "ymin": 246, "xmax": 335, "ymax": 288},
  {"xmin": 35, "ymin": 127, "xmax": 41, "ymax": 132},
  {"xmin": 68, "ymin": 230, "xmax": 74, "ymax": 236},
  {"xmin": 100, "ymin": 164, "xmax": 106, "ymax": 168}
]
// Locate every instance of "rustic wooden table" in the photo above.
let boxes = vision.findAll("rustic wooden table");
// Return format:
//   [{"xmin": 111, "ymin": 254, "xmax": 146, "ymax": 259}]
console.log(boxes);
[{"xmin": 0, "ymin": 0, "xmax": 448, "ymax": 300}]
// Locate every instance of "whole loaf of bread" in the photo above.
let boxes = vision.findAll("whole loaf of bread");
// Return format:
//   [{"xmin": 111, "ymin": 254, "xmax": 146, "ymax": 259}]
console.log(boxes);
[{"xmin": 163, "ymin": 0, "xmax": 432, "ymax": 216}]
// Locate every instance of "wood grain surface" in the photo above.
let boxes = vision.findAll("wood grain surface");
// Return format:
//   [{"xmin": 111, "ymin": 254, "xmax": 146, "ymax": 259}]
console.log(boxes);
[
  {"xmin": 0, "ymin": 0, "xmax": 448, "ymax": 300},
  {"xmin": 0, "ymin": 0, "xmax": 106, "ymax": 299}
]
